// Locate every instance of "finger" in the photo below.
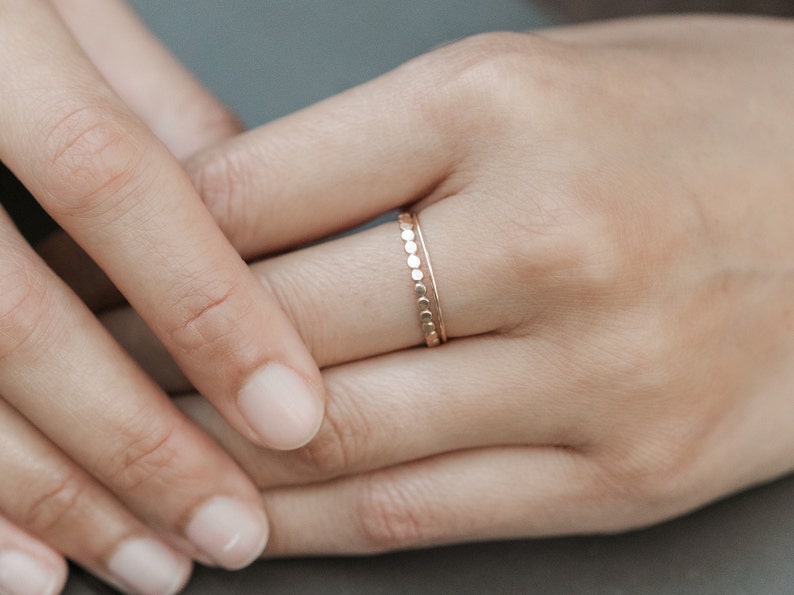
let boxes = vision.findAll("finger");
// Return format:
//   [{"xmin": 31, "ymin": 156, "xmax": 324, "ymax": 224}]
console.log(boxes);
[
  {"xmin": 41, "ymin": 0, "xmax": 246, "ymax": 311},
  {"xmin": 184, "ymin": 36, "xmax": 480, "ymax": 259},
  {"xmin": 188, "ymin": 33, "xmax": 556, "ymax": 258},
  {"xmin": 176, "ymin": 336, "xmax": 589, "ymax": 489},
  {"xmin": 0, "ymin": 209, "xmax": 268, "ymax": 570},
  {"xmin": 259, "ymin": 448, "xmax": 604, "ymax": 556},
  {"xmin": 0, "ymin": 398, "xmax": 192, "ymax": 594},
  {"xmin": 0, "ymin": 515, "xmax": 67, "ymax": 595},
  {"xmin": 104, "ymin": 188, "xmax": 573, "ymax": 378},
  {"xmin": 0, "ymin": 0, "xmax": 324, "ymax": 450},
  {"xmin": 51, "ymin": 0, "xmax": 243, "ymax": 159}
]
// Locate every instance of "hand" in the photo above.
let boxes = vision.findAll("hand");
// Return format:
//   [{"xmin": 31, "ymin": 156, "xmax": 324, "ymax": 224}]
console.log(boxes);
[
  {"xmin": 0, "ymin": 1, "xmax": 324, "ymax": 593},
  {"xmin": 90, "ymin": 15, "xmax": 794, "ymax": 556}
]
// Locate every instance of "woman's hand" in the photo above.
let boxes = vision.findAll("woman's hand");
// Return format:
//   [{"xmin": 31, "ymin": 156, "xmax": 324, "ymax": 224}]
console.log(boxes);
[
  {"xmin": 0, "ymin": 1, "xmax": 325, "ymax": 592},
  {"xmin": 94, "ymin": 15, "xmax": 794, "ymax": 556}
]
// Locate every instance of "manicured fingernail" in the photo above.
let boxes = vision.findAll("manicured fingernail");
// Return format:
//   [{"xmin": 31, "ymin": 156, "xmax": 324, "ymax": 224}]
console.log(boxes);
[
  {"xmin": 238, "ymin": 362, "xmax": 323, "ymax": 449},
  {"xmin": 0, "ymin": 551, "xmax": 59, "ymax": 595},
  {"xmin": 107, "ymin": 538, "xmax": 190, "ymax": 595},
  {"xmin": 185, "ymin": 496, "xmax": 268, "ymax": 570}
]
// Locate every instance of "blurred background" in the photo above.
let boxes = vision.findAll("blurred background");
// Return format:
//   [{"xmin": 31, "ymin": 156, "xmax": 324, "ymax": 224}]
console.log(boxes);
[
  {"xmin": 127, "ymin": 0, "xmax": 794, "ymax": 128},
  {"xmin": 128, "ymin": 0, "xmax": 553, "ymax": 127}
]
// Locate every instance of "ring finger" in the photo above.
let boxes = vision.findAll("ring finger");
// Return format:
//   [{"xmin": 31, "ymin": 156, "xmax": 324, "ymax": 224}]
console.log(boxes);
[{"xmin": 103, "ymin": 188, "xmax": 575, "ymax": 389}]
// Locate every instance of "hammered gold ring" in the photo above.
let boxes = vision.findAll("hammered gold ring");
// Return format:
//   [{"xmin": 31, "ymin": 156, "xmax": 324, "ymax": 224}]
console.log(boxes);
[{"xmin": 398, "ymin": 211, "xmax": 447, "ymax": 347}]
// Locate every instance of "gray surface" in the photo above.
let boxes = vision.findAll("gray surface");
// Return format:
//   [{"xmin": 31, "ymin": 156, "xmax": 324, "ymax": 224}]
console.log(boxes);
[
  {"xmin": 127, "ymin": 0, "xmax": 553, "ymax": 127},
  {"xmin": 68, "ymin": 474, "xmax": 794, "ymax": 594},
  {"xmin": 64, "ymin": 2, "xmax": 794, "ymax": 593}
]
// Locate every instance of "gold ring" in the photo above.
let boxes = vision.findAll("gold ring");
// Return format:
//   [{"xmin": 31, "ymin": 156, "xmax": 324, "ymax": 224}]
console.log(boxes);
[{"xmin": 398, "ymin": 211, "xmax": 447, "ymax": 347}]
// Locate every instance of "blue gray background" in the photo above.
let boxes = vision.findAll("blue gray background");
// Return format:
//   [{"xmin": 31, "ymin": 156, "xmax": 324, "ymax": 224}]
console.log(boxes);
[{"xmin": 63, "ymin": 2, "xmax": 794, "ymax": 593}]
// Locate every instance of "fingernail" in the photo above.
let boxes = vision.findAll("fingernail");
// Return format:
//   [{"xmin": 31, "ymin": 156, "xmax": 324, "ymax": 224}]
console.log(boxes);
[
  {"xmin": 107, "ymin": 538, "xmax": 190, "ymax": 595},
  {"xmin": 238, "ymin": 362, "xmax": 323, "ymax": 449},
  {"xmin": 185, "ymin": 496, "xmax": 268, "ymax": 570},
  {"xmin": 0, "ymin": 551, "xmax": 59, "ymax": 595}
]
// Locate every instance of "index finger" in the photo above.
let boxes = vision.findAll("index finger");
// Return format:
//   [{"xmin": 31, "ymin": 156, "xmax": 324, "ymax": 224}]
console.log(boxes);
[
  {"xmin": 0, "ymin": 0, "xmax": 323, "ymax": 450},
  {"xmin": 51, "ymin": 0, "xmax": 243, "ymax": 160}
]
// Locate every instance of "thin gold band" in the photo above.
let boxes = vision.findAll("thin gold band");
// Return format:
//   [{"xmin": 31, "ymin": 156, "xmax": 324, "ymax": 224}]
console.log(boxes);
[{"xmin": 398, "ymin": 211, "xmax": 447, "ymax": 347}]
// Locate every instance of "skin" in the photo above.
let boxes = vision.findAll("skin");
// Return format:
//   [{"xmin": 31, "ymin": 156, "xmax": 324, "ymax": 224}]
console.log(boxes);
[
  {"xmin": 0, "ymin": 0, "xmax": 325, "ymax": 592},
  {"xmin": 86, "ymin": 14, "xmax": 794, "ymax": 560}
]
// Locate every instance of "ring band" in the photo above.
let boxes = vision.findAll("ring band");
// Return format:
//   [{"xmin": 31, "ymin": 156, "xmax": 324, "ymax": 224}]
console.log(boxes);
[{"xmin": 398, "ymin": 211, "xmax": 447, "ymax": 347}]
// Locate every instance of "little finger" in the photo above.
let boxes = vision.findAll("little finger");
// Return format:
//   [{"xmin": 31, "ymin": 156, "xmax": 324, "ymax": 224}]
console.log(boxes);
[{"xmin": 258, "ymin": 447, "xmax": 597, "ymax": 556}]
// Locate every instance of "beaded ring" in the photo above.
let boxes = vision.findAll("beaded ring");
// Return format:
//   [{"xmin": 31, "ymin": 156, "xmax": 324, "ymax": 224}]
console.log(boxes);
[{"xmin": 398, "ymin": 211, "xmax": 447, "ymax": 347}]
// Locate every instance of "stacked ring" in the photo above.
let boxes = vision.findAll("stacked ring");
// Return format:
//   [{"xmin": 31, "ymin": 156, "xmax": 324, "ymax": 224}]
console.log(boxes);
[{"xmin": 398, "ymin": 211, "xmax": 447, "ymax": 347}]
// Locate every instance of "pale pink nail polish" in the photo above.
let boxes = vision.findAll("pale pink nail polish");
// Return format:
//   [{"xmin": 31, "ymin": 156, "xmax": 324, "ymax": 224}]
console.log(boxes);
[
  {"xmin": 107, "ymin": 538, "xmax": 190, "ymax": 595},
  {"xmin": 237, "ymin": 363, "xmax": 323, "ymax": 450},
  {"xmin": 0, "ymin": 550, "xmax": 60, "ymax": 595},
  {"xmin": 185, "ymin": 497, "xmax": 268, "ymax": 570}
]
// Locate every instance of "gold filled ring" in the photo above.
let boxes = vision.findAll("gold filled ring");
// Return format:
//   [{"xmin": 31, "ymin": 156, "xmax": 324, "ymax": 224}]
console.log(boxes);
[{"xmin": 398, "ymin": 211, "xmax": 447, "ymax": 347}]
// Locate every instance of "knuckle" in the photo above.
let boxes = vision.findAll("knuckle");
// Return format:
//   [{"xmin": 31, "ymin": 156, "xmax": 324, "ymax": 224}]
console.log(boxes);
[
  {"xmin": 422, "ymin": 32, "xmax": 566, "ymax": 133},
  {"xmin": 42, "ymin": 104, "xmax": 146, "ymax": 218},
  {"xmin": 22, "ymin": 471, "xmax": 88, "ymax": 535},
  {"xmin": 493, "ymin": 186, "xmax": 645, "ymax": 327},
  {"xmin": 497, "ymin": 205, "xmax": 603, "ymax": 300},
  {"xmin": 101, "ymin": 419, "xmax": 180, "ymax": 493},
  {"xmin": 0, "ymin": 251, "xmax": 57, "ymax": 359},
  {"xmin": 592, "ymin": 429, "xmax": 700, "ymax": 521},
  {"xmin": 356, "ymin": 472, "xmax": 426, "ymax": 553},
  {"xmin": 608, "ymin": 312, "xmax": 674, "ymax": 391},
  {"xmin": 294, "ymin": 382, "xmax": 371, "ymax": 478},
  {"xmin": 165, "ymin": 277, "xmax": 244, "ymax": 361}
]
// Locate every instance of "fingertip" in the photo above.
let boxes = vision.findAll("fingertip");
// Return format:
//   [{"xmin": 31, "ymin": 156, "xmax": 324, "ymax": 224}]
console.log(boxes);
[
  {"xmin": 107, "ymin": 537, "xmax": 192, "ymax": 595},
  {"xmin": 0, "ymin": 549, "xmax": 68, "ymax": 595},
  {"xmin": 237, "ymin": 362, "xmax": 325, "ymax": 451},
  {"xmin": 185, "ymin": 497, "xmax": 269, "ymax": 571}
]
